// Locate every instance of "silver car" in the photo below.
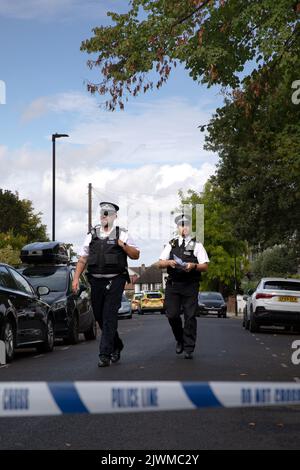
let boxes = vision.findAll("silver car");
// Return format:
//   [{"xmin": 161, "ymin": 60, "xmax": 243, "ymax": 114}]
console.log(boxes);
[{"xmin": 118, "ymin": 293, "xmax": 132, "ymax": 319}]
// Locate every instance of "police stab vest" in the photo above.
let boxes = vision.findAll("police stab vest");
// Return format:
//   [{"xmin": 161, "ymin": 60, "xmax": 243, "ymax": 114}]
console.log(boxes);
[
  {"xmin": 87, "ymin": 226, "xmax": 128, "ymax": 275},
  {"xmin": 167, "ymin": 237, "xmax": 201, "ymax": 283}
]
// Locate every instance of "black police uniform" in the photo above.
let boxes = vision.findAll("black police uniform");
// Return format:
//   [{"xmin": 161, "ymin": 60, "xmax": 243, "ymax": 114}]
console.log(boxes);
[
  {"xmin": 164, "ymin": 237, "xmax": 201, "ymax": 355},
  {"xmin": 87, "ymin": 225, "xmax": 129, "ymax": 360}
]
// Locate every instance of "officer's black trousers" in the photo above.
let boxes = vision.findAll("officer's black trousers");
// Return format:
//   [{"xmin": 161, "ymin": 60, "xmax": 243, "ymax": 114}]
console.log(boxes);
[
  {"xmin": 88, "ymin": 275, "xmax": 126, "ymax": 357},
  {"xmin": 165, "ymin": 280, "xmax": 199, "ymax": 353}
]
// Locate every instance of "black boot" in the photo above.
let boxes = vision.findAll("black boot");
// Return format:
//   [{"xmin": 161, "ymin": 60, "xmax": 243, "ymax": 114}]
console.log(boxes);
[{"xmin": 98, "ymin": 355, "xmax": 111, "ymax": 367}]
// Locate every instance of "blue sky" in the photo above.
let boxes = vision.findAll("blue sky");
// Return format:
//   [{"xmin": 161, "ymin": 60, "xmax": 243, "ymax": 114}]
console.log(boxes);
[{"xmin": 0, "ymin": 0, "xmax": 223, "ymax": 265}]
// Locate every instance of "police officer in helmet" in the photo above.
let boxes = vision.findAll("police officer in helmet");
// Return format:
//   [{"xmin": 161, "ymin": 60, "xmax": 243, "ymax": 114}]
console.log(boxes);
[
  {"xmin": 72, "ymin": 202, "xmax": 140, "ymax": 367},
  {"xmin": 158, "ymin": 213, "xmax": 209, "ymax": 359}
]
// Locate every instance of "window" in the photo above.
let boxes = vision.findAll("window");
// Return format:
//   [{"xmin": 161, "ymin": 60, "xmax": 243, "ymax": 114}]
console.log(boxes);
[
  {"xmin": 19, "ymin": 266, "xmax": 67, "ymax": 292},
  {"xmin": 199, "ymin": 292, "xmax": 224, "ymax": 301},
  {"xmin": 146, "ymin": 293, "xmax": 162, "ymax": 299},
  {"xmin": 8, "ymin": 268, "xmax": 34, "ymax": 295},
  {"xmin": 0, "ymin": 266, "xmax": 17, "ymax": 290},
  {"xmin": 264, "ymin": 281, "xmax": 300, "ymax": 292}
]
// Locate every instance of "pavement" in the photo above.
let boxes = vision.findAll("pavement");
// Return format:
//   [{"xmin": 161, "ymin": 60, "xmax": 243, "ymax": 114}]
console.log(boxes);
[{"xmin": 0, "ymin": 313, "xmax": 300, "ymax": 450}]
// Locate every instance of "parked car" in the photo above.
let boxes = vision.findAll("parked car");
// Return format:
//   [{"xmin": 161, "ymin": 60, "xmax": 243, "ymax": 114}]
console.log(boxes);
[
  {"xmin": 131, "ymin": 293, "xmax": 142, "ymax": 313},
  {"xmin": 139, "ymin": 291, "xmax": 165, "ymax": 314},
  {"xmin": 118, "ymin": 293, "xmax": 132, "ymax": 319},
  {"xmin": 197, "ymin": 292, "xmax": 227, "ymax": 318},
  {"xmin": 0, "ymin": 263, "xmax": 54, "ymax": 362},
  {"xmin": 18, "ymin": 264, "xmax": 97, "ymax": 344},
  {"xmin": 243, "ymin": 277, "xmax": 300, "ymax": 333}
]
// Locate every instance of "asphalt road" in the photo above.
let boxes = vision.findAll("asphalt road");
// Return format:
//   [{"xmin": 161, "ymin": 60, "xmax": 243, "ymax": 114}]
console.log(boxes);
[{"xmin": 0, "ymin": 314, "xmax": 300, "ymax": 450}]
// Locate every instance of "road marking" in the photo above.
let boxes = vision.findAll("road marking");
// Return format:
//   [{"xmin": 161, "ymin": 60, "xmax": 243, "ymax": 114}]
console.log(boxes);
[
  {"xmin": 0, "ymin": 365, "xmax": 9, "ymax": 369},
  {"xmin": 33, "ymin": 354, "xmax": 45, "ymax": 359},
  {"xmin": 272, "ymin": 354, "xmax": 278, "ymax": 358},
  {"xmin": 281, "ymin": 363, "xmax": 288, "ymax": 368},
  {"xmin": 57, "ymin": 347, "xmax": 69, "ymax": 351},
  {"xmin": 265, "ymin": 347, "xmax": 270, "ymax": 350}
]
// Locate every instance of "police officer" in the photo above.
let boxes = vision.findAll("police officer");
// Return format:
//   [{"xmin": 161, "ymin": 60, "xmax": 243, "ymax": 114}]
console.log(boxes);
[
  {"xmin": 72, "ymin": 202, "xmax": 140, "ymax": 367},
  {"xmin": 158, "ymin": 214, "xmax": 209, "ymax": 359}
]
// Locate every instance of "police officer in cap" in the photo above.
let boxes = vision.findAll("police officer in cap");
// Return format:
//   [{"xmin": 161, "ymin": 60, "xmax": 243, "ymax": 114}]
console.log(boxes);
[
  {"xmin": 158, "ymin": 213, "xmax": 209, "ymax": 359},
  {"xmin": 72, "ymin": 202, "xmax": 140, "ymax": 367}
]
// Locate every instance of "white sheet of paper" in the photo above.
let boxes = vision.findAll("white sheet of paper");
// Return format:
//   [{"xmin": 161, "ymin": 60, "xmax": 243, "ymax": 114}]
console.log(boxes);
[{"xmin": 173, "ymin": 254, "xmax": 187, "ymax": 268}]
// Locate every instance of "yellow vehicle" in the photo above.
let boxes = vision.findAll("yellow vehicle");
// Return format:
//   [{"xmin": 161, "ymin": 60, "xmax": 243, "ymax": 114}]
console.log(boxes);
[
  {"xmin": 139, "ymin": 291, "xmax": 165, "ymax": 314},
  {"xmin": 131, "ymin": 293, "xmax": 142, "ymax": 312}
]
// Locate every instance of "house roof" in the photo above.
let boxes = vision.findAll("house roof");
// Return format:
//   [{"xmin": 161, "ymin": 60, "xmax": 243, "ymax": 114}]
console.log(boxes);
[{"xmin": 135, "ymin": 264, "xmax": 164, "ymax": 284}]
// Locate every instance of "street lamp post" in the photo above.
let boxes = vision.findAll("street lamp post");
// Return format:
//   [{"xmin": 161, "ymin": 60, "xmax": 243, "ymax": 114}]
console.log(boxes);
[{"xmin": 52, "ymin": 133, "xmax": 69, "ymax": 241}]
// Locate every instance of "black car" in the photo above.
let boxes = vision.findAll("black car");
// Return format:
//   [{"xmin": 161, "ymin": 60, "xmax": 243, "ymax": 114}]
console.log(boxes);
[
  {"xmin": 18, "ymin": 264, "xmax": 97, "ymax": 344},
  {"xmin": 197, "ymin": 291, "xmax": 227, "ymax": 318},
  {"xmin": 0, "ymin": 263, "xmax": 54, "ymax": 362}
]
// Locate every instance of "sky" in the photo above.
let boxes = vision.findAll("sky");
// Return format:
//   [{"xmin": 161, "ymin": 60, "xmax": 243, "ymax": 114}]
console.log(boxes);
[{"xmin": 0, "ymin": 0, "xmax": 224, "ymax": 266}]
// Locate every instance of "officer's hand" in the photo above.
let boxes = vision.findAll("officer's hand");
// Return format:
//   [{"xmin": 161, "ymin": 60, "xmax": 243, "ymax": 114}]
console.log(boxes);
[
  {"xmin": 185, "ymin": 263, "xmax": 196, "ymax": 272},
  {"xmin": 72, "ymin": 279, "xmax": 79, "ymax": 294},
  {"xmin": 168, "ymin": 260, "xmax": 177, "ymax": 269}
]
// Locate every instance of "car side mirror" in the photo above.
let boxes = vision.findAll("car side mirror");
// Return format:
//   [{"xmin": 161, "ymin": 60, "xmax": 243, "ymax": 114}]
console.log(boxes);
[
  {"xmin": 37, "ymin": 286, "xmax": 50, "ymax": 297},
  {"xmin": 247, "ymin": 289, "xmax": 254, "ymax": 296},
  {"xmin": 243, "ymin": 295, "xmax": 249, "ymax": 301}
]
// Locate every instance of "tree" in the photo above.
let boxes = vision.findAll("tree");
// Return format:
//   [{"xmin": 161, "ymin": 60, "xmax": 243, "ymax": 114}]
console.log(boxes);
[
  {"xmin": 0, "ymin": 190, "xmax": 48, "ymax": 242},
  {"xmin": 204, "ymin": 57, "xmax": 300, "ymax": 249},
  {"xmin": 0, "ymin": 190, "xmax": 48, "ymax": 264},
  {"xmin": 180, "ymin": 181, "xmax": 249, "ymax": 296},
  {"xmin": 81, "ymin": 0, "xmax": 300, "ymax": 109},
  {"xmin": 251, "ymin": 245, "xmax": 299, "ymax": 278}
]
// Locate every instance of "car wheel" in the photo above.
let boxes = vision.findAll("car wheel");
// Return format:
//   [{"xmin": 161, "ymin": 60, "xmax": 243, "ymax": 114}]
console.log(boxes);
[
  {"xmin": 249, "ymin": 313, "xmax": 260, "ymax": 333},
  {"xmin": 37, "ymin": 316, "xmax": 54, "ymax": 353},
  {"xmin": 1, "ymin": 320, "xmax": 15, "ymax": 363},
  {"xmin": 84, "ymin": 319, "xmax": 97, "ymax": 341},
  {"xmin": 64, "ymin": 313, "xmax": 79, "ymax": 344}
]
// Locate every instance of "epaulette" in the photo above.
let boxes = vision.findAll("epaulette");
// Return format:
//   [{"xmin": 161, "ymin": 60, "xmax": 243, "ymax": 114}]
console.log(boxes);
[
  {"xmin": 89, "ymin": 224, "xmax": 101, "ymax": 238},
  {"xmin": 169, "ymin": 237, "xmax": 178, "ymax": 248}
]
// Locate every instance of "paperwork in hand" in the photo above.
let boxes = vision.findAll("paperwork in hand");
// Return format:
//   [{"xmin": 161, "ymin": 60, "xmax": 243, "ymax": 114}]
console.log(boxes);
[{"xmin": 173, "ymin": 254, "xmax": 188, "ymax": 270}]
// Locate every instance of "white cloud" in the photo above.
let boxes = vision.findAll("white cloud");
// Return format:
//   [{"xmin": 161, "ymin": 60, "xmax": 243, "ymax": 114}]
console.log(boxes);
[
  {"xmin": 0, "ymin": 157, "xmax": 215, "ymax": 264},
  {"xmin": 4, "ymin": 94, "xmax": 218, "ymax": 264},
  {"xmin": 23, "ymin": 92, "xmax": 217, "ymax": 166},
  {"xmin": 22, "ymin": 92, "xmax": 98, "ymax": 123}
]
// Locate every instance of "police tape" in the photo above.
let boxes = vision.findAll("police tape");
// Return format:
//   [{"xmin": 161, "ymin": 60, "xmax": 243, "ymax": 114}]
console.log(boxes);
[{"xmin": 0, "ymin": 381, "xmax": 300, "ymax": 417}]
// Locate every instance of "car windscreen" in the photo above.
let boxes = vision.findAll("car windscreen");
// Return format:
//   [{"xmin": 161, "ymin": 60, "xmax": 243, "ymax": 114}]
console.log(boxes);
[
  {"xmin": 264, "ymin": 281, "xmax": 300, "ymax": 292},
  {"xmin": 199, "ymin": 293, "xmax": 223, "ymax": 300},
  {"xmin": 20, "ymin": 267, "xmax": 68, "ymax": 292},
  {"xmin": 145, "ymin": 293, "xmax": 162, "ymax": 299}
]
